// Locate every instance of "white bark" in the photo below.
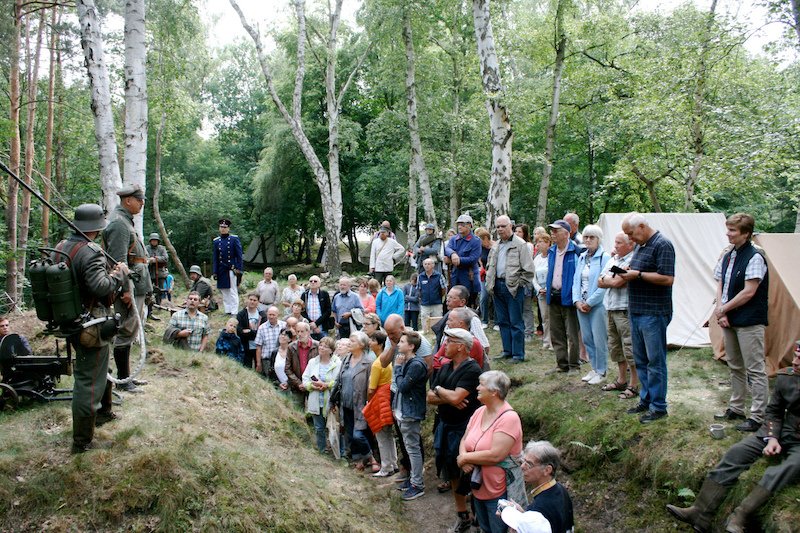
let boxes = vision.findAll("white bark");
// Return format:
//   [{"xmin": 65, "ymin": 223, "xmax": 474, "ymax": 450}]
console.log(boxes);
[
  {"xmin": 123, "ymin": 0, "xmax": 148, "ymax": 238},
  {"xmin": 324, "ymin": 0, "xmax": 345, "ymax": 276},
  {"xmin": 76, "ymin": 0, "xmax": 123, "ymax": 214},
  {"xmin": 402, "ymin": 6, "xmax": 436, "ymax": 229},
  {"xmin": 472, "ymin": 0, "xmax": 512, "ymax": 230},
  {"xmin": 5, "ymin": 0, "xmax": 22, "ymax": 308},
  {"xmin": 408, "ymin": 161, "xmax": 418, "ymax": 244}
]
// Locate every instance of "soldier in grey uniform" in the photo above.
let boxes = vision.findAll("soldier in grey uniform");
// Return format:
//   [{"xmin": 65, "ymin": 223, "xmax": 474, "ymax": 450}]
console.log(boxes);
[
  {"xmin": 189, "ymin": 265, "xmax": 217, "ymax": 312},
  {"xmin": 667, "ymin": 343, "xmax": 800, "ymax": 533},
  {"xmin": 102, "ymin": 185, "xmax": 151, "ymax": 393},
  {"xmin": 145, "ymin": 232, "xmax": 168, "ymax": 305},
  {"xmin": 53, "ymin": 204, "xmax": 129, "ymax": 453}
]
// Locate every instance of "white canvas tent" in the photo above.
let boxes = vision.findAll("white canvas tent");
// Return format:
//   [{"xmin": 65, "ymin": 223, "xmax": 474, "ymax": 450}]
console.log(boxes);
[{"xmin": 597, "ymin": 213, "xmax": 728, "ymax": 347}]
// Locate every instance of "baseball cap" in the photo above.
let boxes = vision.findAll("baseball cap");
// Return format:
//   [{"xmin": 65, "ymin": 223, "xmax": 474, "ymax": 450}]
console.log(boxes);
[
  {"xmin": 548, "ymin": 220, "xmax": 570, "ymax": 233},
  {"xmin": 500, "ymin": 507, "xmax": 552, "ymax": 533}
]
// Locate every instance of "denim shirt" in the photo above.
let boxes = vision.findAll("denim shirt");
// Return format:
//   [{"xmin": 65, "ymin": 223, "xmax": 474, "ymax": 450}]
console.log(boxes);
[
  {"xmin": 393, "ymin": 356, "xmax": 428, "ymax": 421},
  {"xmin": 571, "ymin": 246, "xmax": 611, "ymax": 309}
]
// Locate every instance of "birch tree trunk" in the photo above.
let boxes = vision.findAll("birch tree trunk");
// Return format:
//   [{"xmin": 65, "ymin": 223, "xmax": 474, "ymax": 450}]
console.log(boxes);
[
  {"xmin": 123, "ymin": 0, "xmax": 148, "ymax": 238},
  {"xmin": 42, "ymin": 6, "xmax": 60, "ymax": 247},
  {"xmin": 152, "ymin": 112, "xmax": 190, "ymax": 289},
  {"xmin": 18, "ymin": 9, "xmax": 46, "ymax": 285},
  {"xmin": 408, "ymin": 161, "xmax": 418, "ymax": 245},
  {"xmin": 230, "ymin": 0, "xmax": 368, "ymax": 277},
  {"xmin": 472, "ymin": 0, "xmax": 512, "ymax": 230},
  {"xmin": 402, "ymin": 6, "xmax": 437, "ymax": 228},
  {"xmin": 4, "ymin": 0, "xmax": 22, "ymax": 308},
  {"xmin": 76, "ymin": 0, "xmax": 123, "ymax": 214},
  {"xmin": 535, "ymin": 0, "xmax": 567, "ymax": 227}
]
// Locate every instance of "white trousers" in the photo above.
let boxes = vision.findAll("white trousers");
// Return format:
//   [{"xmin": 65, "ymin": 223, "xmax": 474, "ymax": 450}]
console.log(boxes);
[{"xmin": 221, "ymin": 270, "xmax": 239, "ymax": 314}]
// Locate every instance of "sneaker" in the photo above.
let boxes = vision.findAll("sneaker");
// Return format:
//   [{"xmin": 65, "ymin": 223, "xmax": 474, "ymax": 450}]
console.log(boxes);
[
  {"xmin": 640, "ymin": 411, "xmax": 668, "ymax": 424},
  {"xmin": 736, "ymin": 418, "xmax": 761, "ymax": 432},
  {"xmin": 626, "ymin": 403, "xmax": 649, "ymax": 414},
  {"xmin": 492, "ymin": 325, "xmax": 500, "ymax": 331},
  {"xmin": 449, "ymin": 515, "xmax": 472, "ymax": 533},
  {"xmin": 394, "ymin": 471, "xmax": 409, "ymax": 483},
  {"xmin": 588, "ymin": 373, "xmax": 606, "ymax": 385},
  {"xmin": 396, "ymin": 479, "xmax": 411, "ymax": 491},
  {"xmin": 493, "ymin": 353, "xmax": 512, "ymax": 361},
  {"xmin": 714, "ymin": 408, "xmax": 746, "ymax": 421},
  {"xmin": 116, "ymin": 382, "xmax": 143, "ymax": 394},
  {"xmin": 373, "ymin": 469, "xmax": 393, "ymax": 477},
  {"xmin": 581, "ymin": 370, "xmax": 597, "ymax": 382},
  {"xmin": 509, "ymin": 358, "xmax": 524, "ymax": 364},
  {"xmin": 481, "ymin": 323, "xmax": 489, "ymax": 329},
  {"xmin": 401, "ymin": 484, "xmax": 425, "ymax": 500}
]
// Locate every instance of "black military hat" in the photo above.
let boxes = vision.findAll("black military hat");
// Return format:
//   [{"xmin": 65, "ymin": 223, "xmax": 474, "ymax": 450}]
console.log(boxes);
[
  {"xmin": 73, "ymin": 204, "xmax": 107, "ymax": 232},
  {"xmin": 218, "ymin": 218, "xmax": 232, "ymax": 228},
  {"xmin": 116, "ymin": 184, "xmax": 145, "ymax": 200}
]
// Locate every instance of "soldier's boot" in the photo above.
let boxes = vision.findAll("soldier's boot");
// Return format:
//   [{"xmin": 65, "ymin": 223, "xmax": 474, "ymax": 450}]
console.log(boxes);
[
  {"xmin": 725, "ymin": 485, "xmax": 771, "ymax": 533},
  {"xmin": 114, "ymin": 346, "xmax": 141, "ymax": 393},
  {"xmin": 96, "ymin": 381, "xmax": 117, "ymax": 427},
  {"xmin": 666, "ymin": 478, "xmax": 729, "ymax": 533},
  {"xmin": 71, "ymin": 415, "xmax": 96, "ymax": 454}
]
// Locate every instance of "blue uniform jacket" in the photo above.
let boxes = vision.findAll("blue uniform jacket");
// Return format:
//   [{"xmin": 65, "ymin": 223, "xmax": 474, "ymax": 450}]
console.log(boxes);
[
  {"xmin": 445, "ymin": 232, "xmax": 482, "ymax": 294},
  {"xmin": 546, "ymin": 241, "xmax": 580, "ymax": 306},
  {"xmin": 212, "ymin": 234, "xmax": 243, "ymax": 289}
]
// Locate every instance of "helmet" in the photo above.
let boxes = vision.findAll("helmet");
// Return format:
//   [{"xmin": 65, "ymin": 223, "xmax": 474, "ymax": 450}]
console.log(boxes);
[
  {"xmin": 189, "ymin": 265, "xmax": 202, "ymax": 276},
  {"xmin": 74, "ymin": 204, "xmax": 107, "ymax": 232},
  {"xmin": 148, "ymin": 233, "xmax": 161, "ymax": 242}
]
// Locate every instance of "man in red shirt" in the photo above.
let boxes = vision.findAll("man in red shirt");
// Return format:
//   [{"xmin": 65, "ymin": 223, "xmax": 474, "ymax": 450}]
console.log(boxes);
[{"xmin": 432, "ymin": 307, "xmax": 484, "ymax": 370}]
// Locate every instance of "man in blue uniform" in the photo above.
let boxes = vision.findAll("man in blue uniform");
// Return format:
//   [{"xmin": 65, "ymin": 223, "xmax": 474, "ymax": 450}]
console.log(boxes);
[
  {"xmin": 213, "ymin": 217, "xmax": 243, "ymax": 315},
  {"xmin": 444, "ymin": 214, "xmax": 482, "ymax": 308}
]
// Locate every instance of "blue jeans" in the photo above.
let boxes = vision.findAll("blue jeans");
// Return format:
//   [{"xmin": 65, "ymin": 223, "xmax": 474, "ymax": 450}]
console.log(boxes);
[
  {"xmin": 473, "ymin": 492, "xmax": 507, "ymax": 533},
  {"xmin": 311, "ymin": 414, "xmax": 327, "ymax": 452},
  {"xmin": 630, "ymin": 313, "xmax": 671, "ymax": 413},
  {"xmin": 577, "ymin": 305, "xmax": 608, "ymax": 375},
  {"xmin": 493, "ymin": 280, "xmax": 526, "ymax": 360},
  {"xmin": 342, "ymin": 407, "xmax": 372, "ymax": 462}
]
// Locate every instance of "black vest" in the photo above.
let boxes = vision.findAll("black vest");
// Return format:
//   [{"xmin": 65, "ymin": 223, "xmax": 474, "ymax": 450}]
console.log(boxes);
[{"xmin": 721, "ymin": 242, "xmax": 768, "ymax": 327}]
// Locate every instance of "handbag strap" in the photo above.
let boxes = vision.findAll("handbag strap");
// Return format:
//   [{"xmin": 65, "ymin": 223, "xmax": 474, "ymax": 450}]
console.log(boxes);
[{"xmin": 471, "ymin": 408, "xmax": 514, "ymax": 451}]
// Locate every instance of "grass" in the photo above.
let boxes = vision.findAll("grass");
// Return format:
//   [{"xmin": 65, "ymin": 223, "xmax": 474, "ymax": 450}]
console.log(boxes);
[{"xmin": 0, "ymin": 336, "xmax": 413, "ymax": 533}]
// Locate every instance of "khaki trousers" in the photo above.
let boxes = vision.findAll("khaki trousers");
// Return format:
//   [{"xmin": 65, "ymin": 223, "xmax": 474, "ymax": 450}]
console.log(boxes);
[{"xmin": 722, "ymin": 324, "xmax": 768, "ymax": 423}]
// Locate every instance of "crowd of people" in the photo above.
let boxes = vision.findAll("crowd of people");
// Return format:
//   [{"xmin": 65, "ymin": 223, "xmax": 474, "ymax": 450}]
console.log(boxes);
[{"xmin": 21, "ymin": 194, "xmax": 793, "ymax": 533}]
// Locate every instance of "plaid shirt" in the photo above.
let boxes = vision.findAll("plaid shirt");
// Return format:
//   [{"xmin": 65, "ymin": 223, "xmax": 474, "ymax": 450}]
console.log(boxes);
[
  {"xmin": 168, "ymin": 309, "xmax": 209, "ymax": 351},
  {"xmin": 306, "ymin": 291, "xmax": 322, "ymax": 322},
  {"xmin": 254, "ymin": 320, "xmax": 286, "ymax": 358},
  {"xmin": 628, "ymin": 231, "xmax": 675, "ymax": 316},
  {"xmin": 714, "ymin": 246, "xmax": 767, "ymax": 304}
]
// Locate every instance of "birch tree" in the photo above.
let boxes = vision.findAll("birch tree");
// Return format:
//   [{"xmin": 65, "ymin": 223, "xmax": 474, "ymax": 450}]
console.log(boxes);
[
  {"xmin": 472, "ymin": 0, "xmax": 512, "ymax": 230},
  {"xmin": 76, "ymin": 0, "xmax": 123, "ymax": 214},
  {"xmin": 4, "ymin": 0, "xmax": 22, "ymax": 308},
  {"xmin": 230, "ymin": 0, "xmax": 369, "ymax": 276},
  {"xmin": 123, "ymin": 0, "xmax": 148, "ymax": 237},
  {"xmin": 42, "ymin": 5, "xmax": 60, "ymax": 247},
  {"xmin": 402, "ymin": 5, "xmax": 436, "ymax": 229},
  {"xmin": 17, "ymin": 9, "xmax": 46, "ymax": 286}
]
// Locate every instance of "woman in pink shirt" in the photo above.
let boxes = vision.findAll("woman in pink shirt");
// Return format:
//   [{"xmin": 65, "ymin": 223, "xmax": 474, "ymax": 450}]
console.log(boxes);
[
  {"xmin": 357, "ymin": 280, "xmax": 376, "ymax": 313},
  {"xmin": 457, "ymin": 371, "xmax": 524, "ymax": 533}
]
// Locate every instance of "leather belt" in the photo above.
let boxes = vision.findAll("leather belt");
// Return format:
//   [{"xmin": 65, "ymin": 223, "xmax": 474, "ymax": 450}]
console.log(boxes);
[{"xmin": 129, "ymin": 257, "xmax": 148, "ymax": 264}]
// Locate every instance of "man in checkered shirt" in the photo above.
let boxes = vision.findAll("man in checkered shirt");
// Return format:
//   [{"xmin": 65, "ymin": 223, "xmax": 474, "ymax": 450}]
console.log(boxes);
[
  {"xmin": 254, "ymin": 306, "xmax": 286, "ymax": 375},
  {"xmin": 167, "ymin": 292, "xmax": 210, "ymax": 351},
  {"xmin": 619, "ymin": 213, "xmax": 675, "ymax": 425}
]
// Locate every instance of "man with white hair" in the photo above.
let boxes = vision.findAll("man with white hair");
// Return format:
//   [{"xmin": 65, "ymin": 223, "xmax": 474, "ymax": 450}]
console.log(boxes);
[
  {"xmin": 545, "ymin": 219, "xmax": 581, "ymax": 374},
  {"xmin": 485, "ymin": 214, "xmax": 535, "ymax": 363},
  {"xmin": 564, "ymin": 212, "xmax": 583, "ymax": 247},
  {"xmin": 255, "ymin": 267, "xmax": 279, "ymax": 311},
  {"xmin": 445, "ymin": 214, "xmax": 483, "ymax": 307},
  {"xmin": 619, "ymin": 213, "xmax": 675, "ymax": 424}
]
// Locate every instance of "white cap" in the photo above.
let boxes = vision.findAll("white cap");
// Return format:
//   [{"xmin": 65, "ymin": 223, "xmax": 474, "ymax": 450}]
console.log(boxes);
[
  {"xmin": 456, "ymin": 214, "xmax": 473, "ymax": 224},
  {"xmin": 500, "ymin": 507, "xmax": 552, "ymax": 533}
]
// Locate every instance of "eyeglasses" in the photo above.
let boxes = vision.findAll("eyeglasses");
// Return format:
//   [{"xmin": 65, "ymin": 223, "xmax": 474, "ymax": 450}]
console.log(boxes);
[
  {"xmin": 496, "ymin": 224, "xmax": 510, "ymax": 228},
  {"xmin": 309, "ymin": 280, "xmax": 319, "ymax": 283},
  {"xmin": 522, "ymin": 459, "xmax": 545, "ymax": 469}
]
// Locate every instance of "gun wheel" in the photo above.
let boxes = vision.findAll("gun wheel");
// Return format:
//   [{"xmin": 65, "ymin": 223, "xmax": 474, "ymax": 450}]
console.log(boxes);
[{"xmin": 0, "ymin": 383, "xmax": 19, "ymax": 411}]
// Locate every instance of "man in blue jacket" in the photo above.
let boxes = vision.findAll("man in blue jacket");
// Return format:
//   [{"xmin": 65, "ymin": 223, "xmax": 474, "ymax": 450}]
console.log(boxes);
[
  {"xmin": 212, "ymin": 218, "xmax": 243, "ymax": 315},
  {"xmin": 545, "ymin": 220, "xmax": 581, "ymax": 374},
  {"xmin": 444, "ymin": 214, "xmax": 482, "ymax": 307}
]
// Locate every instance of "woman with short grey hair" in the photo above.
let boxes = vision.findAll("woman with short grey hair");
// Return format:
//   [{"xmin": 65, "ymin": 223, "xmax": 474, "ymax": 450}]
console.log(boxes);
[
  {"xmin": 457, "ymin": 370, "xmax": 524, "ymax": 532},
  {"xmin": 281, "ymin": 274, "xmax": 305, "ymax": 316}
]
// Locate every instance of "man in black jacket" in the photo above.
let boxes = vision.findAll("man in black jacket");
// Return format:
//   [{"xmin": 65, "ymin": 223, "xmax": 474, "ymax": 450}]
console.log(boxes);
[
  {"xmin": 236, "ymin": 292, "xmax": 267, "ymax": 369},
  {"xmin": 301, "ymin": 276, "xmax": 332, "ymax": 340}
]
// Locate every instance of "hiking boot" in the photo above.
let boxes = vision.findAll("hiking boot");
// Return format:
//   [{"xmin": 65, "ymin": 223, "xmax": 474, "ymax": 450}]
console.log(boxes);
[
  {"xmin": 666, "ymin": 478, "xmax": 729, "ymax": 533},
  {"xmin": 640, "ymin": 411, "xmax": 668, "ymax": 424},
  {"xmin": 95, "ymin": 410, "xmax": 118, "ymax": 427},
  {"xmin": 627, "ymin": 403, "xmax": 649, "ymax": 414},
  {"xmin": 401, "ymin": 484, "xmax": 425, "ymax": 501},
  {"xmin": 735, "ymin": 418, "xmax": 761, "ymax": 432},
  {"xmin": 116, "ymin": 381, "xmax": 143, "ymax": 394},
  {"xmin": 714, "ymin": 408, "xmax": 746, "ymax": 421}
]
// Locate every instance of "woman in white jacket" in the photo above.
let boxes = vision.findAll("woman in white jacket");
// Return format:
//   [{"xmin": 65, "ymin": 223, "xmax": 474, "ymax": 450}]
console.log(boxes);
[{"xmin": 302, "ymin": 336, "xmax": 342, "ymax": 453}]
